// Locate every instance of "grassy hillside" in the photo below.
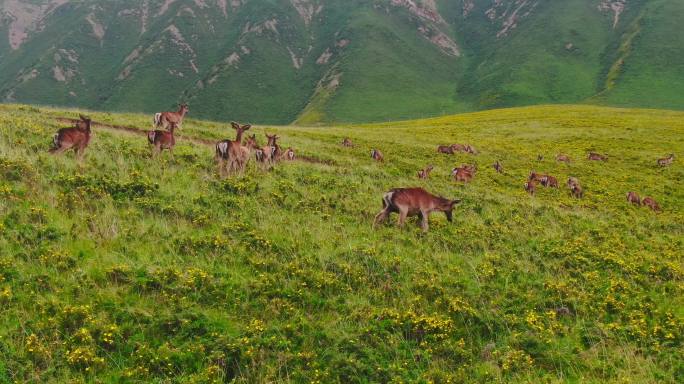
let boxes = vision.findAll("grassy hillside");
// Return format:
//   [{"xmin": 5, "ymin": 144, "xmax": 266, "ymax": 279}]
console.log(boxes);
[
  {"xmin": 2, "ymin": 1, "xmax": 684, "ymax": 124},
  {"xmin": 0, "ymin": 104, "xmax": 682, "ymax": 382}
]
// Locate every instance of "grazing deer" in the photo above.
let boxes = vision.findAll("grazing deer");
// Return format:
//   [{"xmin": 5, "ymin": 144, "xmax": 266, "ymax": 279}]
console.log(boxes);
[
  {"xmin": 371, "ymin": 149, "xmax": 384, "ymax": 162},
  {"xmin": 657, "ymin": 154, "xmax": 674, "ymax": 167},
  {"xmin": 147, "ymin": 122, "xmax": 177, "ymax": 157},
  {"xmin": 215, "ymin": 122, "xmax": 252, "ymax": 176},
  {"xmin": 524, "ymin": 180, "xmax": 537, "ymax": 195},
  {"xmin": 49, "ymin": 114, "xmax": 92, "ymax": 160},
  {"xmin": 540, "ymin": 175, "xmax": 559, "ymax": 188},
  {"xmin": 567, "ymin": 177, "xmax": 583, "ymax": 198},
  {"xmin": 588, "ymin": 152, "xmax": 607, "ymax": 161},
  {"xmin": 342, "ymin": 138, "xmax": 354, "ymax": 147},
  {"xmin": 417, "ymin": 165, "xmax": 434, "ymax": 179},
  {"xmin": 528, "ymin": 172, "xmax": 545, "ymax": 182},
  {"xmin": 451, "ymin": 166, "xmax": 474, "ymax": 183},
  {"xmin": 556, "ymin": 154, "xmax": 571, "ymax": 162},
  {"xmin": 373, "ymin": 187, "xmax": 460, "ymax": 232},
  {"xmin": 154, "ymin": 103, "xmax": 189, "ymax": 130},
  {"xmin": 642, "ymin": 197, "xmax": 661, "ymax": 212},
  {"xmin": 626, "ymin": 191, "xmax": 641, "ymax": 206},
  {"xmin": 493, "ymin": 160, "xmax": 503, "ymax": 174},
  {"xmin": 437, "ymin": 145, "xmax": 454, "ymax": 154}
]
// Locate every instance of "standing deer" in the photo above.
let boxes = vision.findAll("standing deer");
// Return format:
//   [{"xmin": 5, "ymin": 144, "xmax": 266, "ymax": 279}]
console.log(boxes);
[
  {"xmin": 373, "ymin": 187, "xmax": 460, "ymax": 232},
  {"xmin": 588, "ymin": 152, "xmax": 608, "ymax": 161},
  {"xmin": 567, "ymin": 177, "xmax": 583, "ymax": 198},
  {"xmin": 371, "ymin": 149, "xmax": 384, "ymax": 162},
  {"xmin": 215, "ymin": 122, "xmax": 252, "ymax": 176},
  {"xmin": 493, "ymin": 160, "xmax": 503, "ymax": 174},
  {"xmin": 524, "ymin": 180, "xmax": 537, "ymax": 195},
  {"xmin": 540, "ymin": 175, "xmax": 559, "ymax": 188},
  {"xmin": 49, "ymin": 114, "xmax": 92, "ymax": 160},
  {"xmin": 657, "ymin": 154, "xmax": 674, "ymax": 167},
  {"xmin": 451, "ymin": 166, "xmax": 474, "ymax": 183},
  {"xmin": 266, "ymin": 134, "xmax": 282, "ymax": 160},
  {"xmin": 148, "ymin": 122, "xmax": 177, "ymax": 157},
  {"xmin": 153, "ymin": 103, "xmax": 189, "ymax": 130},
  {"xmin": 626, "ymin": 191, "xmax": 641, "ymax": 206},
  {"xmin": 417, "ymin": 165, "xmax": 434, "ymax": 179},
  {"xmin": 642, "ymin": 197, "xmax": 661, "ymax": 212},
  {"xmin": 556, "ymin": 154, "xmax": 571, "ymax": 162}
]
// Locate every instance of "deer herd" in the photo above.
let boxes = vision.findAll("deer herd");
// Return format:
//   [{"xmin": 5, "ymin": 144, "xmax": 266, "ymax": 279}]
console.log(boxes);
[{"xmin": 47, "ymin": 106, "xmax": 673, "ymax": 232}]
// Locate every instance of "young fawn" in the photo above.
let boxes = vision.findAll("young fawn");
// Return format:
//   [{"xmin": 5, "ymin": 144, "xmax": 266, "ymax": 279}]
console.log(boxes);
[
  {"xmin": 373, "ymin": 187, "xmax": 460, "ymax": 232},
  {"xmin": 148, "ymin": 122, "xmax": 177, "ymax": 157}
]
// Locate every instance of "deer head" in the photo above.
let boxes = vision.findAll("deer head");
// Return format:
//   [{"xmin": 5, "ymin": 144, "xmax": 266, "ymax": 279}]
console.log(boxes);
[{"xmin": 231, "ymin": 122, "xmax": 251, "ymax": 141}]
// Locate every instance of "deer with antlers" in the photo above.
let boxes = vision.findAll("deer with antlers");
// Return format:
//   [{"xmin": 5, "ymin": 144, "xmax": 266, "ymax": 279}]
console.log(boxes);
[
  {"xmin": 373, "ymin": 187, "xmax": 460, "ymax": 232},
  {"xmin": 215, "ymin": 122, "xmax": 252, "ymax": 176},
  {"xmin": 49, "ymin": 114, "xmax": 92, "ymax": 160},
  {"xmin": 148, "ymin": 122, "xmax": 177, "ymax": 157},
  {"xmin": 153, "ymin": 103, "xmax": 189, "ymax": 130}
]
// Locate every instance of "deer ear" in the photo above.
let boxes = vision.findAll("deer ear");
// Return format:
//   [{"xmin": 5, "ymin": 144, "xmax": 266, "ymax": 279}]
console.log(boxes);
[
  {"xmin": 243, "ymin": 124, "xmax": 251, "ymax": 130},
  {"xmin": 79, "ymin": 114, "xmax": 89, "ymax": 121},
  {"xmin": 451, "ymin": 199, "xmax": 461, "ymax": 206},
  {"xmin": 231, "ymin": 122, "xmax": 240, "ymax": 130}
]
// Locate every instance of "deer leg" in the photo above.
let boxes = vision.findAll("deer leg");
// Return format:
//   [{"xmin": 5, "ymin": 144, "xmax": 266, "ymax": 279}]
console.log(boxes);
[
  {"xmin": 398, "ymin": 208, "xmax": 408, "ymax": 228},
  {"xmin": 420, "ymin": 210, "xmax": 429, "ymax": 233},
  {"xmin": 373, "ymin": 209, "xmax": 390, "ymax": 228}
]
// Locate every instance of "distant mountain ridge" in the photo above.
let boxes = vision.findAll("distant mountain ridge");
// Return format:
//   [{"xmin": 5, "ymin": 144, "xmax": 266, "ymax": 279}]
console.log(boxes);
[{"xmin": 1, "ymin": 0, "xmax": 682, "ymax": 124}]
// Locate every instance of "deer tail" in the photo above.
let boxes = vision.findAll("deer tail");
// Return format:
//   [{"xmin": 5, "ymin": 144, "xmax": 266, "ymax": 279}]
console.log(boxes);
[
  {"xmin": 147, "ymin": 131, "xmax": 156, "ymax": 145},
  {"xmin": 153, "ymin": 113, "xmax": 162, "ymax": 127},
  {"xmin": 49, "ymin": 134, "xmax": 60, "ymax": 152}
]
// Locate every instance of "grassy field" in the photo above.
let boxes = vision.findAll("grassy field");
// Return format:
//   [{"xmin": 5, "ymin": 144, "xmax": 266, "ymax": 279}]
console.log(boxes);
[{"xmin": 0, "ymin": 103, "xmax": 682, "ymax": 383}]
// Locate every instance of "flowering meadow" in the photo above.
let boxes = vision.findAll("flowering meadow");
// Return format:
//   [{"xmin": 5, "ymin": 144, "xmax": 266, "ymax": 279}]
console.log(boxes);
[{"xmin": 0, "ymin": 104, "xmax": 682, "ymax": 383}]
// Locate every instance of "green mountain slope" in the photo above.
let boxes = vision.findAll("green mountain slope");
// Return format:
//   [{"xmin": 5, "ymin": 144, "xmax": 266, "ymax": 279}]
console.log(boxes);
[{"xmin": 0, "ymin": 0, "xmax": 682, "ymax": 124}]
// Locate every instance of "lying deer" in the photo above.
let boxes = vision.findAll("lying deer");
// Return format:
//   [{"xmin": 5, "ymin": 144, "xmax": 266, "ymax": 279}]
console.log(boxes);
[
  {"xmin": 373, "ymin": 187, "xmax": 460, "ymax": 232},
  {"xmin": 49, "ymin": 114, "xmax": 92, "ymax": 160},
  {"xmin": 371, "ymin": 149, "xmax": 384, "ymax": 162},
  {"xmin": 626, "ymin": 191, "xmax": 641, "ymax": 206},
  {"xmin": 417, "ymin": 165, "xmax": 434, "ymax": 179},
  {"xmin": 464, "ymin": 145, "xmax": 478, "ymax": 155},
  {"xmin": 215, "ymin": 122, "xmax": 251, "ymax": 176},
  {"xmin": 493, "ymin": 160, "xmax": 503, "ymax": 174},
  {"xmin": 588, "ymin": 152, "xmax": 607, "ymax": 161},
  {"xmin": 281, "ymin": 147, "xmax": 295, "ymax": 161},
  {"xmin": 642, "ymin": 197, "xmax": 661, "ymax": 212},
  {"xmin": 657, "ymin": 154, "xmax": 674, "ymax": 167},
  {"xmin": 148, "ymin": 122, "xmax": 177, "ymax": 157},
  {"xmin": 342, "ymin": 138, "xmax": 354, "ymax": 147},
  {"xmin": 437, "ymin": 145, "xmax": 454, "ymax": 154},
  {"xmin": 451, "ymin": 166, "xmax": 474, "ymax": 183},
  {"xmin": 556, "ymin": 154, "xmax": 571, "ymax": 162},
  {"xmin": 154, "ymin": 103, "xmax": 189, "ymax": 130},
  {"xmin": 450, "ymin": 144, "xmax": 466, "ymax": 152},
  {"xmin": 567, "ymin": 177, "xmax": 583, "ymax": 198}
]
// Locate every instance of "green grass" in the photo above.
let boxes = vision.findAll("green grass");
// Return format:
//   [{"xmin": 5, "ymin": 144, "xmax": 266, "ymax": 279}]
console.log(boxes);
[{"xmin": 0, "ymin": 103, "xmax": 682, "ymax": 383}]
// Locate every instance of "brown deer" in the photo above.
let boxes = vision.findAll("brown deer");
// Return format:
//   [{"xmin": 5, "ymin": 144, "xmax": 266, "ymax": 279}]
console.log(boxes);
[
  {"xmin": 528, "ymin": 172, "xmax": 545, "ymax": 182},
  {"xmin": 373, "ymin": 187, "xmax": 460, "ymax": 232},
  {"xmin": 154, "ymin": 104, "xmax": 189, "ymax": 130},
  {"xmin": 215, "ymin": 122, "xmax": 252, "ymax": 176},
  {"xmin": 245, "ymin": 134, "xmax": 277, "ymax": 169},
  {"xmin": 464, "ymin": 145, "xmax": 478, "ymax": 155},
  {"xmin": 450, "ymin": 143, "xmax": 466, "ymax": 152},
  {"xmin": 493, "ymin": 160, "xmax": 503, "ymax": 174},
  {"xmin": 642, "ymin": 197, "xmax": 661, "ymax": 212},
  {"xmin": 588, "ymin": 152, "xmax": 607, "ymax": 161},
  {"xmin": 417, "ymin": 165, "xmax": 434, "ymax": 179},
  {"xmin": 626, "ymin": 191, "xmax": 641, "ymax": 206},
  {"xmin": 342, "ymin": 138, "xmax": 354, "ymax": 147},
  {"xmin": 540, "ymin": 175, "xmax": 559, "ymax": 188},
  {"xmin": 266, "ymin": 134, "xmax": 282, "ymax": 160},
  {"xmin": 556, "ymin": 154, "xmax": 571, "ymax": 162},
  {"xmin": 281, "ymin": 147, "xmax": 295, "ymax": 161},
  {"xmin": 147, "ymin": 122, "xmax": 177, "ymax": 157},
  {"xmin": 371, "ymin": 149, "xmax": 384, "ymax": 162},
  {"xmin": 437, "ymin": 145, "xmax": 454, "ymax": 154},
  {"xmin": 49, "ymin": 114, "xmax": 92, "ymax": 160},
  {"xmin": 657, "ymin": 154, "xmax": 674, "ymax": 167},
  {"xmin": 524, "ymin": 180, "xmax": 537, "ymax": 195},
  {"xmin": 451, "ymin": 166, "xmax": 474, "ymax": 183},
  {"xmin": 567, "ymin": 177, "xmax": 583, "ymax": 198}
]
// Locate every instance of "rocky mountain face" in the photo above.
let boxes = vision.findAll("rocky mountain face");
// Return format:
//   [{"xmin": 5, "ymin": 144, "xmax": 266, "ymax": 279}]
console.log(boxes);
[{"xmin": 0, "ymin": 0, "xmax": 681, "ymax": 124}]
